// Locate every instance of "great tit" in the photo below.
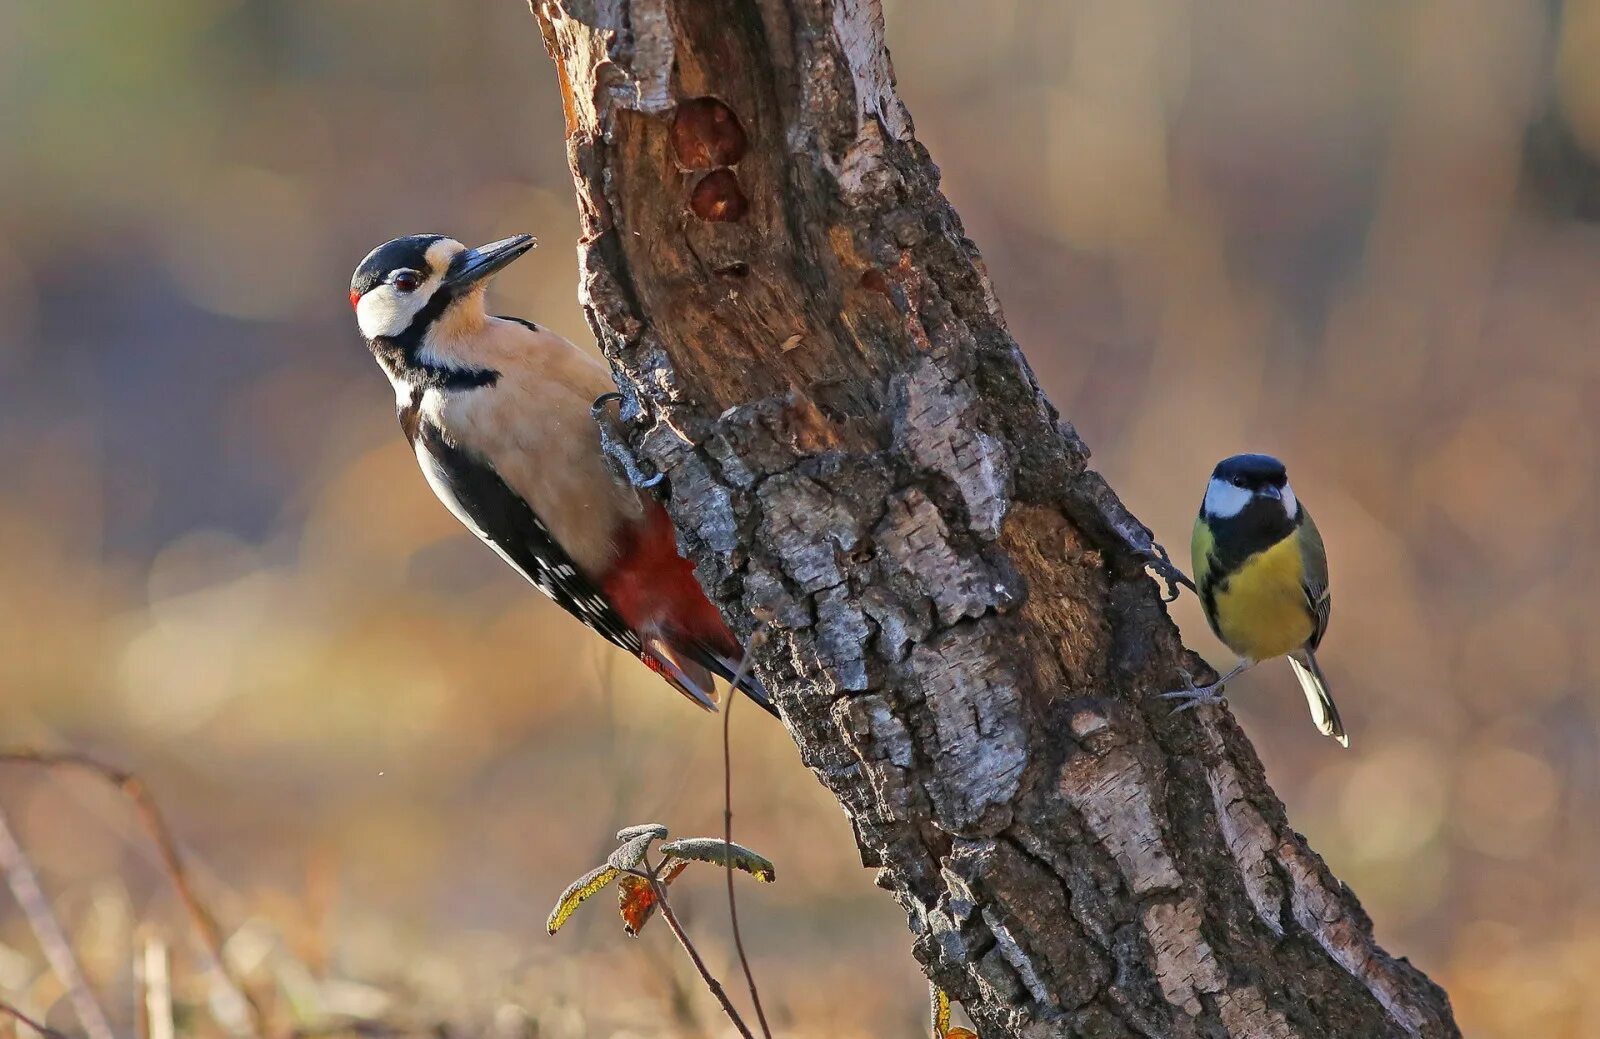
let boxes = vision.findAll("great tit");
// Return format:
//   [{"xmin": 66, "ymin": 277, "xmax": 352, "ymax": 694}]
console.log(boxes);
[{"xmin": 1161, "ymin": 453, "xmax": 1347, "ymax": 746}]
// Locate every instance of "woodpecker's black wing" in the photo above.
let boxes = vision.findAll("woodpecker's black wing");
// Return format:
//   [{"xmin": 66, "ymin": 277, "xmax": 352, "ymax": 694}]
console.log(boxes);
[{"xmin": 411, "ymin": 419, "xmax": 645, "ymax": 656}]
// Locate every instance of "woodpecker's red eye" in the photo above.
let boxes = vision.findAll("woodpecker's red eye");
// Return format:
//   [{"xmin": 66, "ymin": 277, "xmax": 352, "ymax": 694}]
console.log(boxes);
[{"xmin": 392, "ymin": 270, "xmax": 422, "ymax": 293}]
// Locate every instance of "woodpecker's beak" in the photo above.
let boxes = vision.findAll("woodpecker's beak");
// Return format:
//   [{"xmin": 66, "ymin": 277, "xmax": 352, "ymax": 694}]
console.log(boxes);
[{"xmin": 444, "ymin": 234, "xmax": 537, "ymax": 293}]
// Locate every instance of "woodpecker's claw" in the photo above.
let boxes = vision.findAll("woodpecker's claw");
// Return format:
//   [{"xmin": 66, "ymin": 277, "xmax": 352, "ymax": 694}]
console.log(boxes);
[
  {"xmin": 592, "ymin": 392, "xmax": 665, "ymax": 490},
  {"xmin": 1143, "ymin": 540, "xmax": 1197, "ymax": 603}
]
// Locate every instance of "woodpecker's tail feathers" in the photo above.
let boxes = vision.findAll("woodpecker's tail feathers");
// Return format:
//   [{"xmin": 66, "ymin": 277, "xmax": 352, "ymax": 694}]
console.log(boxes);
[
  {"xmin": 704, "ymin": 650, "xmax": 780, "ymax": 719},
  {"xmin": 642, "ymin": 635, "xmax": 779, "ymax": 719},
  {"xmin": 640, "ymin": 637, "xmax": 720, "ymax": 713},
  {"xmin": 1288, "ymin": 650, "xmax": 1347, "ymax": 747}
]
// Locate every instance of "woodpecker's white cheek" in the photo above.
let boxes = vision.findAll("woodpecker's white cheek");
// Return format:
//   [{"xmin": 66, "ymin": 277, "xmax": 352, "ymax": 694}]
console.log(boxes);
[
  {"xmin": 1203, "ymin": 478, "xmax": 1251, "ymax": 518},
  {"xmin": 356, "ymin": 286, "xmax": 427, "ymax": 340},
  {"xmin": 1281, "ymin": 481, "xmax": 1299, "ymax": 520}
]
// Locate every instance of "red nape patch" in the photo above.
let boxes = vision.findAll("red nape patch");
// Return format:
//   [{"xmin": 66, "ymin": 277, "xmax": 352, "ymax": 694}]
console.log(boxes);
[
  {"xmin": 349, "ymin": 289, "xmax": 362, "ymax": 310},
  {"xmin": 603, "ymin": 503, "xmax": 738, "ymax": 656}
]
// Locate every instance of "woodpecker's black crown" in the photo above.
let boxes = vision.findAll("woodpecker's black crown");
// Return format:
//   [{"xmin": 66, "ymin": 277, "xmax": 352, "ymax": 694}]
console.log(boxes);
[
  {"xmin": 351, "ymin": 234, "xmax": 448, "ymax": 299},
  {"xmin": 1212, "ymin": 453, "xmax": 1288, "ymax": 490}
]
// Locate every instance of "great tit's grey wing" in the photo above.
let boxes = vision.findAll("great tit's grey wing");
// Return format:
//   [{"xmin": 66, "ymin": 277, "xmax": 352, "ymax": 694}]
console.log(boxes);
[
  {"xmin": 412, "ymin": 420, "xmax": 641, "ymax": 655},
  {"xmin": 1297, "ymin": 506, "xmax": 1331, "ymax": 650},
  {"xmin": 1191, "ymin": 512, "xmax": 1225, "ymax": 640}
]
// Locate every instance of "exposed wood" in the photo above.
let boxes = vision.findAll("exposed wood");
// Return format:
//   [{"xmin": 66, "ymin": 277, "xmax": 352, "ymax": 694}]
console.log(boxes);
[{"xmin": 530, "ymin": 2, "xmax": 1461, "ymax": 1036}]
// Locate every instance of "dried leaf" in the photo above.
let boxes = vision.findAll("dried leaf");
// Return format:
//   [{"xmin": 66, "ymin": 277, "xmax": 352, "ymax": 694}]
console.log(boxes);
[
  {"xmin": 617, "ymin": 860, "xmax": 688, "ymax": 937},
  {"xmin": 615, "ymin": 823, "xmax": 669, "ymax": 842},
  {"xmin": 946, "ymin": 1030, "xmax": 977, "ymax": 1039},
  {"xmin": 608, "ymin": 831, "xmax": 656, "ymax": 870},
  {"xmin": 546, "ymin": 864, "xmax": 621, "ymax": 935},
  {"xmin": 659, "ymin": 838, "xmax": 775, "ymax": 882},
  {"xmin": 616, "ymin": 876, "xmax": 658, "ymax": 937}
]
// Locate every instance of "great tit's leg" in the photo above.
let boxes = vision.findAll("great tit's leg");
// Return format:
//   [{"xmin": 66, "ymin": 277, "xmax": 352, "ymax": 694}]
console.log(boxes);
[
  {"xmin": 592, "ymin": 392, "xmax": 665, "ymax": 490},
  {"xmin": 1159, "ymin": 660, "xmax": 1252, "ymax": 713}
]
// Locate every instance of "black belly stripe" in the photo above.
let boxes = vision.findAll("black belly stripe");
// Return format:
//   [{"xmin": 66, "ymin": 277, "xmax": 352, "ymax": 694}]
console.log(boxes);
[
  {"xmin": 1199, "ymin": 496, "xmax": 1304, "ymax": 644},
  {"xmin": 1205, "ymin": 498, "xmax": 1298, "ymax": 577}
]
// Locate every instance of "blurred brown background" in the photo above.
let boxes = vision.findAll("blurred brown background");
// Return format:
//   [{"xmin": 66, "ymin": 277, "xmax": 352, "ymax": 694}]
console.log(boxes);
[{"xmin": 1, "ymin": 2, "xmax": 1596, "ymax": 1037}]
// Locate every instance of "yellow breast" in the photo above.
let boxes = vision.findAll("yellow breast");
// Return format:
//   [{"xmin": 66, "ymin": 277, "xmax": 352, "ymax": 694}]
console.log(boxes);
[{"xmin": 1206, "ymin": 532, "xmax": 1314, "ymax": 661}]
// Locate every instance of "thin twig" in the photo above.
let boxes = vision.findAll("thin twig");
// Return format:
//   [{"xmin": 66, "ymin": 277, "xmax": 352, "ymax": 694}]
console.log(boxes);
[
  {"xmin": 649, "ymin": 881, "xmax": 756, "ymax": 1039},
  {"xmin": 0, "ymin": 997, "xmax": 74, "ymax": 1039},
  {"xmin": 0, "ymin": 749, "xmax": 266, "ymax": 1039},
  {"xmin": 0, "ymin": 806, "xmax": 116, "ymax": 1039},
  {"xmin": 721, "ymin": 632, "xmax": 772, "ymax": 1039}
]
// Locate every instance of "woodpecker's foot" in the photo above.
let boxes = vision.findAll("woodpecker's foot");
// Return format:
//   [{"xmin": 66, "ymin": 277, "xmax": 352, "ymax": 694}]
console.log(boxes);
[
  {"xmin": 592, "ymin": 392, "xmax": 665, "ymax": 490},
  {"xmin": 1158, "ymin": 669, "xmax": 1227, "ymax": 714},
  {"xmin": 1142, "ymin": 540, "xmax": 1197, "ymax": 603}
]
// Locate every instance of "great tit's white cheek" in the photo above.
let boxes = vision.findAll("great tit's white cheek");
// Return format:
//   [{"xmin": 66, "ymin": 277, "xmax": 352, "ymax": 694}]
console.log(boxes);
[
  {"xmin": 1203, "ymin": 477, "xmax": 1251, "ymax": 518},
  {"xmin": 1281, "ymin": 481, "xmax": 1299, "ymax": 520}
]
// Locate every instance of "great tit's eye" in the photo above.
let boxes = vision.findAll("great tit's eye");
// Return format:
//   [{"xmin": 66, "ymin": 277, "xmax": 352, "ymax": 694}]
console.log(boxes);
[{"xmin": 392, "ymin": 270, "xmax": 422, "ymax": 293}]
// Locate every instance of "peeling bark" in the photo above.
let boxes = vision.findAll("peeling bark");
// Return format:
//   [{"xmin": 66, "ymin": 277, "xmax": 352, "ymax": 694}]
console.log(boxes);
[{"xmin": 530, "ymin": 2, "xmax": 1460, "ymax": 1036}]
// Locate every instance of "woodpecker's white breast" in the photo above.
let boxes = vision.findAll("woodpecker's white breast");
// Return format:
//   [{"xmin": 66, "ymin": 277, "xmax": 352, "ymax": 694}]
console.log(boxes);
[{"xmin": 412, "ymin": 317, "xmax": 646, "ymax": 578}]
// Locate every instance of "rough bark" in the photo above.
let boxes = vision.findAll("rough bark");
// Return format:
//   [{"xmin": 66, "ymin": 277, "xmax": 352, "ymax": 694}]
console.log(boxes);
[{"xmin": 530, "ymin": 3, "xmax": 1460, "ymax": 1037}]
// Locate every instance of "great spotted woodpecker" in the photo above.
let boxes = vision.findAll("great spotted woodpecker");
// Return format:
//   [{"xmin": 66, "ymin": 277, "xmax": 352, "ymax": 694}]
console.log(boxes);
[{"xmin": 350, "ymin": 233, "xmax": 774, "ymax": 716}]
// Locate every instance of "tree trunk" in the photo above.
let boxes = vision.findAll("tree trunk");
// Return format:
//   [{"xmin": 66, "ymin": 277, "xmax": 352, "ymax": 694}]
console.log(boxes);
[{"xmin": 530, "ymin": 2, "xmax": 1460, "ymax": 1036}]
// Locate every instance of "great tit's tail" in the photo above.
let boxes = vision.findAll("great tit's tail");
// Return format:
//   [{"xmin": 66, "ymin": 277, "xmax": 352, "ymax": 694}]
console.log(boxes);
[{"xmin": 1288, "ymin": 650, "xmax": 1347, "ymax": 748}]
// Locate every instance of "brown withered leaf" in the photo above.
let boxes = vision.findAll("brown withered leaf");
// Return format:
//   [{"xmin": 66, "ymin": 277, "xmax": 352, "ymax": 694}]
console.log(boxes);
[{"xmin": 618, "ymin": 860, "xmax": 689, "ymax": 937}]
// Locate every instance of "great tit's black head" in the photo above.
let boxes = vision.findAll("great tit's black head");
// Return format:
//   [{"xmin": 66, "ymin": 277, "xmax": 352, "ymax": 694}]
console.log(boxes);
[
  {"xmin": 1204, "ymin": 453, "xmax": 1297, "ymax": 519},
  {"xmin": 349, "ymin": 233, "xmax": 536, "ymax": 341}
]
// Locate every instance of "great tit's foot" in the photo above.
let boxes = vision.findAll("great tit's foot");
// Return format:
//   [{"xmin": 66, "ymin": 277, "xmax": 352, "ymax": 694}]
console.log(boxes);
[
  {"xmin": 1161, "ymin": 685, "xmax": 1227, "ymax": 714},
  {"xmin": 1158, "ymin": 668, "xmax": 1227, "ymax": 714},
  {"xmin": 592, "ymin": 392, "xmax": 665, "ymax": 490},
  {"xmin": 1143, "ymin": 541, "xmax": 1197, "ymax": 603}
]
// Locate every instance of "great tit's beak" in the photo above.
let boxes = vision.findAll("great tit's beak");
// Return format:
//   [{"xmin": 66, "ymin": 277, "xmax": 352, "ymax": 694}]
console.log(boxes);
[
  {"xmin": 1260, "ymin": 485, "xmax": 1283, "ymax": 500},
  {"xmin": 444, "ymin": 234, "xmax": 537, "ymax": 292}
]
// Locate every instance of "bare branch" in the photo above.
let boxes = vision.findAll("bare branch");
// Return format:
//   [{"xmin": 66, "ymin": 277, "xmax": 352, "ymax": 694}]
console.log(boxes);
[
  {"xmin": 650, "ymin": 881, "xmax": 755, "ymax": 1039},
  {"xmin": 720, "ymin": 630, "xmax": 772, "ymax": 1039},
  {"xmin": 0, "ymin": 805, "xmax": 116, "ymax": 1039},
  {"xmin": 0, "ymin": 749, "xmax": 266, "ymax": 1039},
  {"xmin": 0, "ymin": 997, "xmax": 74, "ymax": 1039}
]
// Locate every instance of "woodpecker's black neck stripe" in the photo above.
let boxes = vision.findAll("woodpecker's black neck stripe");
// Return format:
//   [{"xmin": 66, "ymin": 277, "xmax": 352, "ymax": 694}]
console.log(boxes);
[
  {"xmin": 372, "ymin": 337, "xmax": 499, "ymax": 391},
  {"xmin": 368, "ymin": 287, "xmax": 498, "ymax": 391}
]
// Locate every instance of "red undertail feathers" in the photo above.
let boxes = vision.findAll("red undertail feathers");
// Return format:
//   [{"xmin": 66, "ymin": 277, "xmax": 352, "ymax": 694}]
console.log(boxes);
[{"xmin": 602, "ymin": 503, "xmax": 777, "ymax": 717}]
